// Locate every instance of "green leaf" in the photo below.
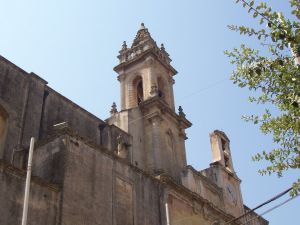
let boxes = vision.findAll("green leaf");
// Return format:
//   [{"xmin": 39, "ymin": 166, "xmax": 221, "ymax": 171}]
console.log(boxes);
[{"xmin": 226, "ymin": 0, "xmax": 300, "ymax": 196}]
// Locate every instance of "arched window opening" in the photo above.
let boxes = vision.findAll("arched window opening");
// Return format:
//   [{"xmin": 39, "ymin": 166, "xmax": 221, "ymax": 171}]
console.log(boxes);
[
  {"xmin": 157, "ymin": 77, "xmax": 165, "ymax": 99},
  {"xmin": 0, "ymin": 105, "xmax": 8, "ymax": 154},
  {"xmin": 132, "ymin": 76, "xmax": 144, "ymax": 107},
  {"xmin": 137, "ymin": 80, "xmax": 143, "ymax": 105},
  {"xmin": 221, "ymin": 137, "xmax": 232, "ymax": 170}
]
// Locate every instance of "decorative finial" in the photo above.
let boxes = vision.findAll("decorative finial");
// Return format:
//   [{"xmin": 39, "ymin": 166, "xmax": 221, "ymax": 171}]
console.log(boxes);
[
  {"xmin": 110, "ymin": 102, "xmax": 118, "ymax": 115},
  {"xmin": 140, "ymin": 23, "xmax": 145, "ymax": 30},
  {"xmin": 178, "ymin": 106, "xmax": 186, "ymax": 117},
  {"xmin": 161, "ymin": 43, "xmax": 165, "ymax": 51},
  {"xmin": 122, "ymin": 41, "xmax": 127, "ymax": 50}
]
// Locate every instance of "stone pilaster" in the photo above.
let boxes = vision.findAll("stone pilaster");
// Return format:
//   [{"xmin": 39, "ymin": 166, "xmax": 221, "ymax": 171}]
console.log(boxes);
[
  {"xmin": 145, "ymin": 56, "xmax": 155, "ymax": 100},
  {"xmin": 148, "ymin": 114, "xmax": 163, "ymax": 173},
  {"xmin": 118, "ymin": 74, "xmax": 126, "ymax": 110}
]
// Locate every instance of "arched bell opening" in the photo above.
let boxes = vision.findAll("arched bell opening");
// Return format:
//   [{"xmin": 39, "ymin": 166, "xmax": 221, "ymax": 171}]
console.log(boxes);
[
  {"xmin": 157, "ymin": 77, "xmax": 165, "ymax": 99},
  {"xmin": 132, "ymin": 76, "xmax": 144, "ymax": 107}
]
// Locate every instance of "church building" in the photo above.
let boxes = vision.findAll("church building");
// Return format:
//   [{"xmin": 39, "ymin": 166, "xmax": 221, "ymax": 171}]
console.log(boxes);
[{"xmin": 0, "ymin": 23, "xmax": 268, "ymax": 225}]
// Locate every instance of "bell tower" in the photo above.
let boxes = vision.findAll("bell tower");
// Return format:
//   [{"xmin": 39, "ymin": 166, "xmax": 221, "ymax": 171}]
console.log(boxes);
[
  {"xmin": 208, "ymin": 130, "xmax": 244, "ymax": 217},
  {"xmin": 115, "ymin": 23, "xmax": 176, "ymax": 111},
  {"xmin": 107, "ymin": 23, "xmax": 191, "ymax": 181}
]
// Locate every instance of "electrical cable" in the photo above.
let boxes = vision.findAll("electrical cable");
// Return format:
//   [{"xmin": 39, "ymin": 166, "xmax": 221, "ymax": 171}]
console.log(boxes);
[
  {"xmin": 125, "ymin": 78, "xmax": 228, "ymax": 126},
  {"xmin": 240, "ymin": 194, "xmax": 299, "ymax": 225},
  {"xmin": 224, "ymin": 187, "xmax": 293, "ymax": 225},
  {"xmin": 177, "ymin": 78, "xmax": 228, "ymax": 103}
]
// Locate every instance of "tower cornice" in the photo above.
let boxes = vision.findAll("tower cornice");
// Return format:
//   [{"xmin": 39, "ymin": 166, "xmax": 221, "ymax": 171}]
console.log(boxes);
[
  {"xmin": 140, "ymin": 96, "xmax": 192, "ymax": 129},
  {"xmin": 114, "ymin": 48, "xmax": 178, "ymax": 76}
]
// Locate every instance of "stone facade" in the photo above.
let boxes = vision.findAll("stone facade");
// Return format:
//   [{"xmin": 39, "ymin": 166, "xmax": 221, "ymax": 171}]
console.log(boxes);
[{"xmin": 0, "ymin": 24, "xmax": 268, "ymax": 225}]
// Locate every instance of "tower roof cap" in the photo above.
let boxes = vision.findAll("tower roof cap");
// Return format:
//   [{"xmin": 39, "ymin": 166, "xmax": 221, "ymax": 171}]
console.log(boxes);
[{"xmin": 114, "ymin": 24, "xmax": 176, "ymax": 75}]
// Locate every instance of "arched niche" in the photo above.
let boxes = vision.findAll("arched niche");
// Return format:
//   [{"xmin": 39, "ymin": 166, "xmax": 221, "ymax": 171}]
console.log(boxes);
[{"xmin": 0, "ymin": 105, "xmax": 8, "ymax": 154}]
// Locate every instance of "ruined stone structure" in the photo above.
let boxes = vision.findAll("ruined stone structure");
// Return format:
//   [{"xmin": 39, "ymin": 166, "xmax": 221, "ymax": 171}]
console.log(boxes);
[{"xmin": 0, "ymin": 24, "xmax": 268, "ymax": 225}]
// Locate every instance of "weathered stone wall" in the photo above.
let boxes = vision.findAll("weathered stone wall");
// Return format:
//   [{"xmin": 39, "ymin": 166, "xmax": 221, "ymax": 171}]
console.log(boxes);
[
  {"xmin": 0, "ymin": 57, "xmax": 27, "ymax": 155},
  {"xmin": 159, "ymin": 113, "xmax": 187, "ymax": 179},
  {"xmin": 168, "ymin": 193, "xmax": 210, "ymax": 225},
  {"xmin": 59, "ymin": 134, "xmax": 161, "ymax": 225},
  {"xmin": 100, "ymin": 123, "xmax": 132, "ymax": 159},
  {"xmin": 244, "ymin": 205, "xmax": 269, "ymax": 225},
  {"xmin": 0, "ymin": 56, "xmax": 105, "ymax": 163},
  {"xmin": 135, "ymin": 102, "xmax": 188, "ymax": 181},
  {"xmin": 126, "ymin": 108, "xmax": 145, "ymax": 168},
  {"xmin": 0, "ymin": 56, "xmax": 131, "ymax": 166},
  {"xmin": 1, "ymin": 132, "xmax": 164, "ymax": 225},
  {"xmin": 165, "ymin": 183, "xmax": 234, "ymax": 225},
  {"xmin": 0, "ymin": 57, "xmax": 47, "ymax": 162},
  {"xmin": 32, "ymin": 137, "xmax": 67, "ymax": 185},
  {"xmin": 40, "ymin": 87, "xmax": 105, "ymax": 145},
  {"xmin": 107, "ymin": 108, "xmax": 146, "ymax": 169},
  {"xmin": 0, "ymin": 104, "xmax": 8, "ymax": 156},
  {"xmin": 181, "ymin": 166, "xmax": 224, "ymax": 210},
  {"xmin": 0, "ymin": 161, "xmax": 60, "ymax": 225}
]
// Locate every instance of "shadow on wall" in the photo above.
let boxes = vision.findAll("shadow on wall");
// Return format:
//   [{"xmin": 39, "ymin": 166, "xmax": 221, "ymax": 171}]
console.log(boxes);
[{"xmin": 0, "ymin": 104, "xmax": 8, "ymax": 158}]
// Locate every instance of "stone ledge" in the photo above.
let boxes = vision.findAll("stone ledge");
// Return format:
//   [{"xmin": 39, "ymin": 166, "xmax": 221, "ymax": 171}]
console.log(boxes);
[{"xmin": 0, "ymin": 159, "xmax": 60, "ymax": 192}]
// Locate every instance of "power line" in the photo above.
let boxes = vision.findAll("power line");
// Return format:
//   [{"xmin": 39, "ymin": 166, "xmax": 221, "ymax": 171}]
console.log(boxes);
[
  {"xmin": 168, "ymin": 189, "xmax": 298, "ymax": 225},
  {"xmin": 260, "ymin": 194, "xmax": 299, "ymax": 216},
  {"xmin": 125, "ymin": 78, "xmax": 228, "ymax": 126},
  {"xmin": 224, "ymin": 187, "xmax": 292, "ymax": 225},
  {"xmin": 241, "ymin": 194, "xmax": 299, "ymax": 225},
  {"xmin": 177, "ymin": 78, "xmax": 228, "ymax": 103}
]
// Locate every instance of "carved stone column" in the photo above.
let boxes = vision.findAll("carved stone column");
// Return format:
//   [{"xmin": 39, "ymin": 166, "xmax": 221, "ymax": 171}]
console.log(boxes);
[
  {"xmin": 144, "ymin": 56, "xmax": 155, "ymax": 100},
  {"xmin": 178, "ymin": 124, "xmax": 188, "ymax": 167}
]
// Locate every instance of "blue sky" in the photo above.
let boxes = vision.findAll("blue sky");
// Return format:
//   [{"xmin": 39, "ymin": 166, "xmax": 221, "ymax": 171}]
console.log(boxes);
[{"xmin": 0, "ymin": 1, "xmax": 298, "ymax": 224}]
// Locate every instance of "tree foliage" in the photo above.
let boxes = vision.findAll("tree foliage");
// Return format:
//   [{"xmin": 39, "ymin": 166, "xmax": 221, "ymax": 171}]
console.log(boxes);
[{"xmin": 225, "ymin": 0, "xmax": 300, "ymax": 196}]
